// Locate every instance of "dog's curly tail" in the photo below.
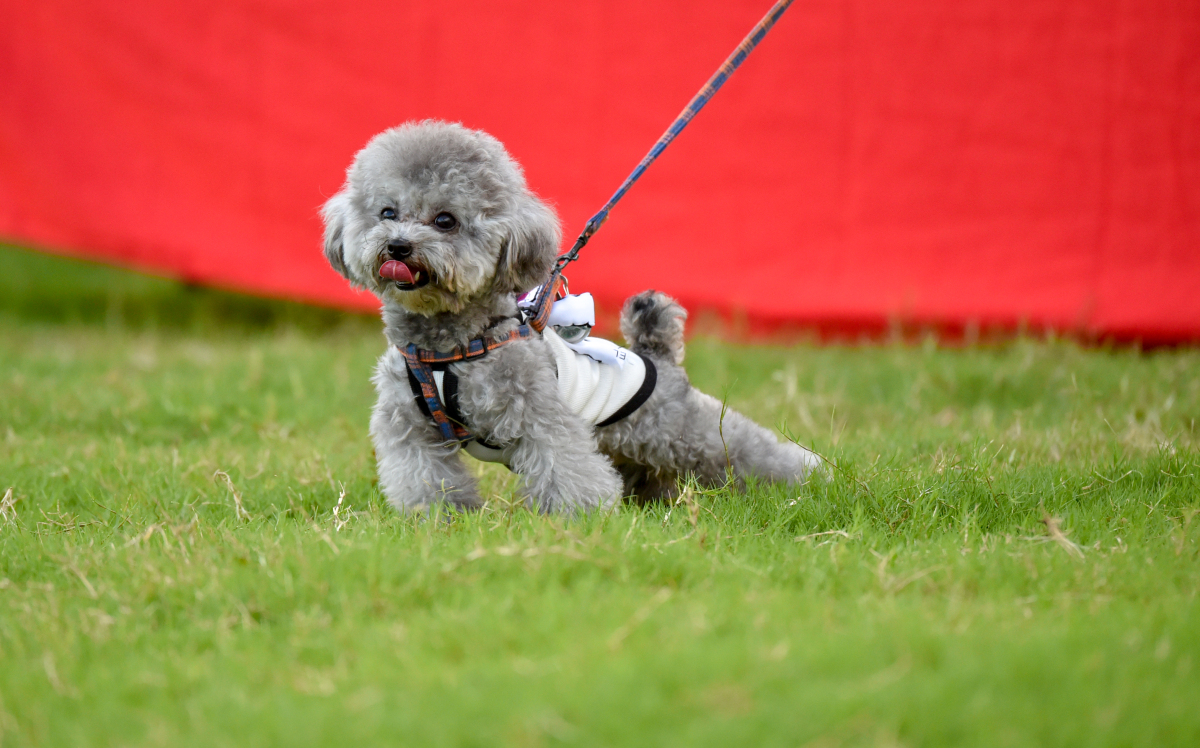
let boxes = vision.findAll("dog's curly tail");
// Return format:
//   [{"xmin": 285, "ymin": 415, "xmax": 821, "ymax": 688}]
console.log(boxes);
[{"xmin": 620, "ymin": 291, "xmax": 688, "ymax": 365}]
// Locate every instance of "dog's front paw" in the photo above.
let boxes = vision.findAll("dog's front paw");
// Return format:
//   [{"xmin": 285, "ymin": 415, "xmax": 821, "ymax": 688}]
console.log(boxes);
[
  {"xmin": 512, "ymin": 449, "xmax": 623, "ymax": 515},
  {"xmin": 376, "ymin": 464, "xmax": 483, "ymax": 514}
]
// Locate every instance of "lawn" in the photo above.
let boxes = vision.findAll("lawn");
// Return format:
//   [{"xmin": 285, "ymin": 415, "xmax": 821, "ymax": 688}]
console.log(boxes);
[{"xmin": 1, "ymin": 244, "xmax": 1198, "ymax": 747}]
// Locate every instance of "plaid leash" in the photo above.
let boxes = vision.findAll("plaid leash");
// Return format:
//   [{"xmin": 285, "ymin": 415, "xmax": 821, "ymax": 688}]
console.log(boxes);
[
  {"xmin": 401, "ymin": 0, "xmax": 795, "ymax": 443},
  {"xmin": 555, "ymin": 0, "xmax": 796, "ymax": 273}
]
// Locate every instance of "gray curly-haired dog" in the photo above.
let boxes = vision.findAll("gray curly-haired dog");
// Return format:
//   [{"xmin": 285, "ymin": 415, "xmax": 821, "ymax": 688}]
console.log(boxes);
[{"xmin": 322, "ymin": 120, "xmax": 821, "ymax": 514}]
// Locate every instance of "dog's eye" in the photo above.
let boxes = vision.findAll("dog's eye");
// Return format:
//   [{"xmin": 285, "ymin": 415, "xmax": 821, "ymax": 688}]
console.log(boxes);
[
  {"xmin": 432, "ymin": 213, "xmax": 457, "ymax": 231},
  {"xmin": 380, "ymin": 207, "xmax": 397, "ymax": 220}
]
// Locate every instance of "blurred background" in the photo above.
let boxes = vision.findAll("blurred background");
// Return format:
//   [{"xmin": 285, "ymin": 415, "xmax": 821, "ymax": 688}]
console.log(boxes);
[{"xmin": 2, "ymin": 0, "xmax": 1198, "ymax": 343}]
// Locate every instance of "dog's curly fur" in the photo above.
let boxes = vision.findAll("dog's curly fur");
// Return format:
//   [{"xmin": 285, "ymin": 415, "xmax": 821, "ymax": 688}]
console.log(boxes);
[{"xmin": 322, "ymin": 120, "xmax": 822, "ymax": 514}]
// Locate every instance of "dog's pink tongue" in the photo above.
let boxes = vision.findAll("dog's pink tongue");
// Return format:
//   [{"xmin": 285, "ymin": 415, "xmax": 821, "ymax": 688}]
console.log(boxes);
[{"xmin": 379, "ymin": 260, "xmax": 414, "ymax": 283}]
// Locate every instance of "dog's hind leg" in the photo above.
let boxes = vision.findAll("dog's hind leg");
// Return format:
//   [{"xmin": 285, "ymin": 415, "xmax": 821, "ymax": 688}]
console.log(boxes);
[
  {"xmin": 614, "ymin": 461, "xmax": 678, "ymax": 504},
  {"xmin": 689, "ymin": 389, "xmax": 824, "ymax": 485},
  {"xmin": 618, "ymin": 289, "xmax": 823, "ymax": 488}
]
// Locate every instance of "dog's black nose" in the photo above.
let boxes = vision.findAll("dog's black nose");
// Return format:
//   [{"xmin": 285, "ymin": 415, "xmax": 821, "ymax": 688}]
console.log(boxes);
[{"xmin": 387, "ymin": 240, "xmax": 413, "ymax": 260}]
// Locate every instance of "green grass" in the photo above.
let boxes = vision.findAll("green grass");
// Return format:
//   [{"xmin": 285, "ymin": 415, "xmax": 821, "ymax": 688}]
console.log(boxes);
[{"xmin": 1, "ymin": 244, "xmax": 1198, "ymax": 747}]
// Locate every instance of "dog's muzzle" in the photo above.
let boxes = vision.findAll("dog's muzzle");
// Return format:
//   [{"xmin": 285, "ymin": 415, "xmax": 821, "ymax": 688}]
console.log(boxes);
[{"xmin": 379, "ymin": 241, "xmax": 432, "ymax": 289}]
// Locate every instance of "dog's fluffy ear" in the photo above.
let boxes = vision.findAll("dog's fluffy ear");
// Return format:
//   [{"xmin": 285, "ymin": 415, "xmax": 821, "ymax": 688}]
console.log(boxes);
[
  {"xmin": 321, "ymin": 192, "xmax": 352, "ymax": 280},
  {"xmin": 494, "ymin": 195, "xmax": 561, "ymax": 294}
]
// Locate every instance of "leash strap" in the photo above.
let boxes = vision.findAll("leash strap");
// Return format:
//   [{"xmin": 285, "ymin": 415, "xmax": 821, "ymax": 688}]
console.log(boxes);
[
  {"xmin": 555, "ymin": 0, "xmax": 796, "ymax": 272},
  {"xmin": 524, "ymin": 273, "xmax": 565, "ymax": 332}
]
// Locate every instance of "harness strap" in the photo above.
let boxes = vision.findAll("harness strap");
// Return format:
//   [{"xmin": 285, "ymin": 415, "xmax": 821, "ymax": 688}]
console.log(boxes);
[
  {"xmin": 401, "ymin": 326, "xmax": 534, "ymax": 443},
  {"xmin": 405, "ymin": 322, "xmax": 538, "ymax": 366},
  {"xmin": 402, "ymin": 351, "xmax": 471, "ymax": 443}
]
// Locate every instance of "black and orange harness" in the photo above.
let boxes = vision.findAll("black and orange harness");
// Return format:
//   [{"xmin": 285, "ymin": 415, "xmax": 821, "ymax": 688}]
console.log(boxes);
[
  {"xmin": 400, "ymin": 274, "xmax": 562, "ymax": 444},
  {"xmin": 401, "ymin": 272, "xmax": 655, "ymax": 449}
]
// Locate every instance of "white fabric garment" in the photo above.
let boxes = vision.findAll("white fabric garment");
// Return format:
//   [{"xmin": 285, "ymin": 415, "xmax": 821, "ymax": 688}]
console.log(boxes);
[
  {"xmin": 561, "ymin": 334, "xmax": 630, "ymax": 369},
  {"xmin": 542, "ymin": 327, "xmax": 647, "ymax": 423},
  {"xmin": 443, "ymin": 326, "xmax": 650, "ymax": 464},
  {"xmin": 544, "ymin": 292, "xmax": 595, "ymax": 327}
]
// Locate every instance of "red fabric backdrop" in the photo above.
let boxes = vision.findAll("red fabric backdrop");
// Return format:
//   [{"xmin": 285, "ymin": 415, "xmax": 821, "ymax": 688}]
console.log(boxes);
[{"xmin": 2, "ymin": 0, "xmax": 1198, "ymax": 342}]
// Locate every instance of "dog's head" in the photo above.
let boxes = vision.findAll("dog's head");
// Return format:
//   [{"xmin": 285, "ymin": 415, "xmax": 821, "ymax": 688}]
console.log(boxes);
[{"xmin": 322, "ymin": 121, "xmax": 561, "ymax": 315}]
